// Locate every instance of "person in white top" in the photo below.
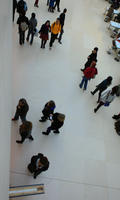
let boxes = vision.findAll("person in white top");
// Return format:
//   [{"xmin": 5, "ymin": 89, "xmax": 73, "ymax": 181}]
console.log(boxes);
[{"xmin": 94, "ymin": 87, "xmax": 118, "ymax": 113}]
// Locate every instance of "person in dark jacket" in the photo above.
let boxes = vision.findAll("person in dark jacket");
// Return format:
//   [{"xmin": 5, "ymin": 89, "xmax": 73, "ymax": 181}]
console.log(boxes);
[
  {"xmin": 16, "ymin": 121, "xmax": 34, "ymax": 144},
  {"xmin": 42, "ymin": 112, "xmax": 65, "ymax": 135},
  {"xmin": 39, "ymin": 100, "xmax": 56, "ymax": 122},
  {"xmin": 91, "ymin": 76, "xmax": 113, "ymax": 102},
  {"xmin": 17, "ymin": 0, "xmax": 27, "ymax": 16},
  {"xmin": 54, "ymin": 0, "xmax": 60, "ymax": 12},
  {"xmin": 58, "ymin": 8, "xmax": 67, "ymax": 44},
  {"xmin": 39, "ymin": 20, "xmax": 50, "ymax": 48},
  {"xmin": 12, "ymin": 98, "xmax": 29, "ymax": 122},
  {"xmin": 13, "ymin": 0, "xmax": 17, "ymax": 22},
  {"xmin": 81, "ymin": 47, "xmax": 98, "ymax": 71},
  {"xmin": 17, "ymin": 14, "xmax": 29, "ymax": 45},
  {"xmin": 26, "ymin": 13, "xmax": 37, "ymax": 45},
  {"xmin": 79, "ymin": 61, "xmax": 98, "ymax": 91},
  {"xmin": 28, "ymin": 153, "xmax": 49, "ymax": 179}
]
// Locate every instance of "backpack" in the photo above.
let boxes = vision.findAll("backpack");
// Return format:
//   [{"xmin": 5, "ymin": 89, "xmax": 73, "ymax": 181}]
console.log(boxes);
[
  {"xmin": 21, "ymin": 22, "xmax": 28, "ymax": 31},
  {"xmin": 24, "ymin": 2, "xmax": 27, "ymax": 11}
]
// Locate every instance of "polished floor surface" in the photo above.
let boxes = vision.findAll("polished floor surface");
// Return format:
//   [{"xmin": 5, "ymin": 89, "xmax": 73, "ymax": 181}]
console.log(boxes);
[{"xmin": 10, "ymin": 0, "xmax": 120, "ymax": 199}]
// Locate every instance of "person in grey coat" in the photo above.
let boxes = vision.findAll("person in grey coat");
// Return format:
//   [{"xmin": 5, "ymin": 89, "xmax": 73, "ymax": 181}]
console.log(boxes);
[{"xmin": 26, "ymin": 13, "xmax": 37, "ymax": 45}]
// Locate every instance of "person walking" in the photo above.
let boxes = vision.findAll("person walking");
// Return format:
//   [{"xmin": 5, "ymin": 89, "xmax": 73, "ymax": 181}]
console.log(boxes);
[
  {"xmin": 17, "ymin": 13, "xmax": 29, "ymax": 45},
  {"xmin": 49, "ymin": 18, "xmax": 61, "ymax": 49},
  {"xmin": 39, "ymin": 100, "xmax": 56, "ymax": 122},
  {"xmin": 94, "ymin": 87, "xmax": 117, "ymax": 113},
  {"xmin": 12, "ymin": 98, "xmax": 29, "ymax": 122},
  {"xmin": 16, "ymin": 121, "xmax": 34, "ymax": 144},
  {"xmin": 42, "ymin": 112, "xmax": 65, "ymax": 135},
  {"xmin": 28, "ymin": 153, "xmax": 49, "ymax": 179},
  {"xmin": 34, "ymin": 0, "xmax": 39, "ymax": 7},
  {"xmin": 54, "ymin": 0, "xmax": 60, "ymax": 12},
  {"xmin": 39, "ymin": 20, "xmax": 50, "ymax": 48},
  {"xmin": 79, "ymin": 61, "xmax": 98, "ymax": 91},
  {"xmin": 26, "ymin": 13, "xmax": 37, "ymax": 45},
  {"xmin": 58, "ymin": 8, "xmax": 67, "ymax": 44},
  {"xmin": 91, "ymin": 76, "xmax": 113, "ymax": 102},
  {"xmin": 81, "ymin": 47, "xmax": 98, "ymax": 71},
  {"xmin": 48, "ymin": 0, "xmax": 56, "ymax": 12},
  {"xmin": 13, "ymin": 0, "xmax": 17, "ymax": 22},
  {"xmin": 17, "ymin": 0, "xmax": 28, "ymax": 16}
]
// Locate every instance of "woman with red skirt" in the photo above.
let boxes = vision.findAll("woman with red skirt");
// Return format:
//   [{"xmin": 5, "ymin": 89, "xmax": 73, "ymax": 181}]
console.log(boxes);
[{"xmin": 39, "ymin": 20, "xmax": 50, "ymax": 49}]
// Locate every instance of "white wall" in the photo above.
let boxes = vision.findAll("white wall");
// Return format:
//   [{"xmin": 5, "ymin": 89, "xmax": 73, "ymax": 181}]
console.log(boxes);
[{"xmin": 0, "ymin": 0, "xmax": 12, "ymax": 199}]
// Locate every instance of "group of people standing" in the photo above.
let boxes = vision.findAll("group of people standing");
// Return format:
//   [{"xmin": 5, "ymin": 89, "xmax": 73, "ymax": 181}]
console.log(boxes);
[
  {"xmin": 12, "ymin": 99, "xmax": 65, "ymax": 178},
  {"xmin": 13, "ymin": 0, "xmax": 67, "ymax": 49}
]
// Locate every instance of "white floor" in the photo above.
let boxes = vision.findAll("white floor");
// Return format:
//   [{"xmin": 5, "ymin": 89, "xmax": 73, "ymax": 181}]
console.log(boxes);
[{"xmin": 10, "ymin": 0, "xmax": 120, "ymax": 199}]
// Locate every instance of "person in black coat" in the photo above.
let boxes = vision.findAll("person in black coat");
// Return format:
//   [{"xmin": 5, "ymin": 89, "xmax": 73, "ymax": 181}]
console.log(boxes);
[
  {"xmin": 54, "ymin": 0, "xmax": 60, "ymax": 12},
  {"xmin": 42, "ymin": 112, "xmax": 65, "ymax": 135},
  {"xmin": 26, "ymin": 13, "xmax": 37, "ymax": 45},
  {"xmin": 58, "ymin": 8, "xmax": 67, "ymax": 44},
  {"xmin": 91, "ymin": 76, "xmax": 113, "ymax": 102},
  {"xmin": 13, "ymin": 0, "xmax": 17, "ymax": 22},
  {"xmin": 17, "ymin": 14, "xmax": 29, "ymax": 45},
  {"xmin": 28, "ymin": 153, "xmax": 49, "ymax": 179},
  {"xmin": 12, "ymin": 98, "xmax": 29, "ymax": 122},
  {"xmin": 39, "ymin": 20, "xmax": 50, "ymax": 48},
  {"xmin": 39, "ymin": 100, "xmax": 56, "ymax": 122},
  {"xmin": 81, "ymin": 47, "xmax": 98, "ymax": 71},
  {"xmin": 16, "ymin": 121, "xmax": 34, "ymax": 144}
]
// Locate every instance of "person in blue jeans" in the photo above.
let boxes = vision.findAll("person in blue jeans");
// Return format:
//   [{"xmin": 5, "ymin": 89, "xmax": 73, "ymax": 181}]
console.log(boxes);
[
  {"xmin": 79, "ymin": 76, "xmax": 90, "ymax": 90},
  {"xmin": 79, "ymin": 61, "xmax": 97, "ymax": 91}
]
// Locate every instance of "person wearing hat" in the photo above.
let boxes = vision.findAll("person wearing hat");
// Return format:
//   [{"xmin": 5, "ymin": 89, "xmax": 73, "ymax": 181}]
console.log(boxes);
[
  {"xmin": 49, "ymin": 18, "xmax": 61, "ymax": 49},
  {"xmin": 39, "ymin": 100, "xmax": 56, "ymax": 122},
  {"xmin": 12, "ymin": 98, "xmax": 29, "ymax": 122},
  {"xmin": 81, "ymin": 47, "xmax": 98, "ymax": 71},
  {"xmin": 28, "ymin": 153, "xmax": 49, "ymax": 179},
  {"xmin": 42, "ymin": 112, "xmax": 65, "ymax": 135},
  {"xmin": 91, "ymin": 76, "xmax": 113, "ymax": 102},
  {"xmin": 16, "ymin": 121, "xmax": 34, "ymax": 144},
  {"xmin": 79, "ymin": 61, "xmax": 98, "ymax": 91}
]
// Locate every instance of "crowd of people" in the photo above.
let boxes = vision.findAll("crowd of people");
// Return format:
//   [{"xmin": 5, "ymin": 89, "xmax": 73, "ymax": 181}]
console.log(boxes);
[
  {"xmin": 12, "ymin": 0, "xmax": 120, "ymax": 180},
  {"xmin": 13, "ymin": 0, "xmax": 67, "ymax": 49},
  {"xmin": 12, "ymin": 0, "xmax": 67, "ymax": 179}
]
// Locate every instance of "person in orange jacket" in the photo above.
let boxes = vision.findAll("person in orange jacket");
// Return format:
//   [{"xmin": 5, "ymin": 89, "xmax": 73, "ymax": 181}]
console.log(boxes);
[
  {"xmin": 79, "ymin": 61, "xmax": 98, "ymax": 91},
  {"xmin": 49, "ymin": 18, "xmax": 61, "ymax": 49}
]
